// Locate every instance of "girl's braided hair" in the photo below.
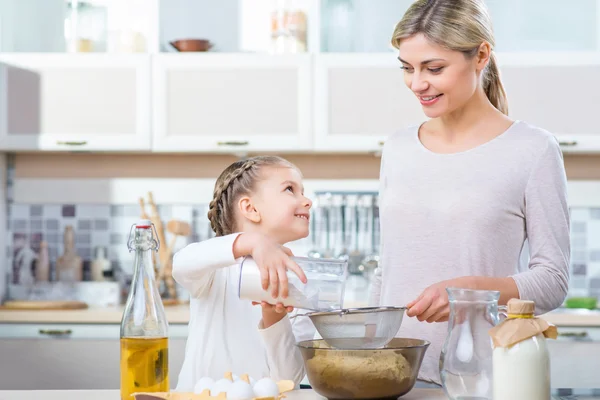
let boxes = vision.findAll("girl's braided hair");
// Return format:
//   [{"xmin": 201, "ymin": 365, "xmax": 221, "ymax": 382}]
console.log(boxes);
[{"xmin": 207, "ymin": 156, "xmax": 297, "ymax": 236}]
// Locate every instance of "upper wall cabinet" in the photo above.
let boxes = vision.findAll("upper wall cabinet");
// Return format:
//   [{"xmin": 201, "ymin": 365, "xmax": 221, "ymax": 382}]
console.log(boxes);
[
  {"xmin": 152, "ymin": 54, "xmax": 312, "ymax": 153},
  {"xmin": 499, "ymin": 53, "xmax": 600, "ymax": 153},
  {"xmin": 0, "ymin": 54, "xmax": 151, "ymax": 151},
  {"xmin": 314, "ymin": 54, "xmax": 426, "ymax": 152}
]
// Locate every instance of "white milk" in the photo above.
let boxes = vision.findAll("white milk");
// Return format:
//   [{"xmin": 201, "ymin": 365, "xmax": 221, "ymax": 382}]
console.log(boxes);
[
  {"xmin": 493, "ymin": 333, "xmax": 550, "ymax": 400},
  {"xmin": 237, "ymin": 258, "xmax": 319, "ymax": 310}
]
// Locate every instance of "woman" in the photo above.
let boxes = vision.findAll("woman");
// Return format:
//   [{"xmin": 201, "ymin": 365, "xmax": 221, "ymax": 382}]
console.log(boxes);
[{"xmin": 370, "ymin": 0, "xmax": 570, "ymax": 385}]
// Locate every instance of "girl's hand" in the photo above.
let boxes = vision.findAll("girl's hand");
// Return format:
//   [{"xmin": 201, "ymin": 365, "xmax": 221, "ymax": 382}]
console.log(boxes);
[
  {"xmin": 248, "ymin": 234, "xmax": 307, "ymax": 299},
  {"xmin": 253, "ymin": 301, "xmax": 293, "ymax": 328},
  {"xmin": 407, "ymin": 278, "xmax": 474, "ymax": 323}
]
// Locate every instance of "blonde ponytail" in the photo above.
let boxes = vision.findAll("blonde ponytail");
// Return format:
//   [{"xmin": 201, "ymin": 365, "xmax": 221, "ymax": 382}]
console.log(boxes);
[{"xmin": 483, "ymin": 52, "xmax": 508, "ymax": 115}]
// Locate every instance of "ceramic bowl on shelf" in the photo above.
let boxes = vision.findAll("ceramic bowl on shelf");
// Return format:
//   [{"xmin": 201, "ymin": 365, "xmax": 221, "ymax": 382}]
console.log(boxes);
[{"xmin": 169, "ymin": 39, "xmax": 213, "ymax": 52}]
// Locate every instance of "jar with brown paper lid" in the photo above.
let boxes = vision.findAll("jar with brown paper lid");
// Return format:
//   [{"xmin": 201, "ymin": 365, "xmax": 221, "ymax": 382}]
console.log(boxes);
[{"xmin": 489, "ymin": 299, "xmax": 558, "ymax": 400}]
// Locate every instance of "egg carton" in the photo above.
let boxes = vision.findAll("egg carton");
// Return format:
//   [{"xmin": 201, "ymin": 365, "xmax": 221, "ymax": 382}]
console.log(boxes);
[{"xmin": 133, "ymin": 372, "xmax": 295, "ymax": 400}]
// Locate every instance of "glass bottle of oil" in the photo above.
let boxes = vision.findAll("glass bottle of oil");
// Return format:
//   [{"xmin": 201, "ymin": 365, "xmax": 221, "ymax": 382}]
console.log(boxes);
[{"xmin": 120, "ymin": 220, "xmax": 169, "ymax": 400}]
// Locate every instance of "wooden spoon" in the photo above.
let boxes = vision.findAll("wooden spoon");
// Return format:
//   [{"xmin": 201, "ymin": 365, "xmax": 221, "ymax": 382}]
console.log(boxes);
[{"xmin": 159, "ymin": 220, "xmax": 192, "ymax": 299}]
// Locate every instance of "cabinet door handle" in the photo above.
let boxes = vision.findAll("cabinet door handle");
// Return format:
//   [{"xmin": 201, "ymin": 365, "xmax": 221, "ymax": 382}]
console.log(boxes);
[
  {"xmin": 217, "ymin": 141, "xmax": 249, "ymax": 146},
  {"xmin": 558, "ymin": 331, "xmax": 588, "ymax": 338},
  {"xmin": 378, "ymin": 141, "xmax": 385, "ymax": 146},
  {"xmin": 56, "ymin": 141, "xmax": 88, "ymax": 146},
  {"xmin": 39, "ymin": 329, "xmax": 73, "ymax": 336},
  {"xmin": 558, "ymin": 140, "xmax": 578, "ymax": 147}
]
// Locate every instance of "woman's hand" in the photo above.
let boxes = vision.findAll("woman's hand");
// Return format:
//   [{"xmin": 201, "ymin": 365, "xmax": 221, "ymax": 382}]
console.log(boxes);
[
  {"xmin": 253, "ymin": 301, "xmax": 293, "ymax": 328},
  {"xmin": 407, "ymin": 277, "xmax": 474, "ymax": 323},
  {"xmin": 235, "ymin": 232, "xmax": 308, "ymax": 299}
]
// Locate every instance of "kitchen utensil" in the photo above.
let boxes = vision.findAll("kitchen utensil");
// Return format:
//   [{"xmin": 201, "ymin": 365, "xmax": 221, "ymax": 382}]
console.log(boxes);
[
  {"xmin": 170, "ymin": 39, "xmax": 213, "ymax": 52},
  {"xmin": 139, "ymin": 197, "xmax": 150, "ymax": 220},
  {"xmin": 159, "ymin": 220, "xmax": 192, "ymax": 299},
  {"xmin": 344, "ymin": 195, "xmax": 364, "ymax": 275},
  {"xmin": 307, "ymin": 196, "xmax": 323, "ymax": 259},
  {"xmin": 147, "ymin": 192, "xmax": 168, "ymax": 270},
  {"xmin": 440, "ymin": 288, "xmax": 507, "ymax": 400},
  {"xmin": 163, "ymin": 220, "xmax": 192, "ymax": 261},
  {"xmin": 0, "ymin": 300, "xmax": 88, "ymax": 310},
  {"xmin": 361, "ymin": 194, "xmax": 379, "ymax": 278},
  {"xmin": 36, "ymin": 241, "xmax": 50, "ymax": 282},
  {"xmin": 14, "ymin": 244, "xmax": 37, "ymax": 286},
  {"xmin": 56, "ymin": 225, "xmax": 83, "ymax": 282},
  {"xmin": 302, "ymin": 306, "xmax": 406, "ymax": 350},
  {"xmin": 238, "ymin": 256, "xmax": 348, "ymax": 311},
  {"xmin": 297, "ymin": 337, "xmax": 430, "ymax": 399},
  {"xmin": 91, "ymin": 246, "xmax": 110, "ymax": 282},
  {"xmin": 139, "ymin": 197, "xmax": 160, "ymax": 276}
]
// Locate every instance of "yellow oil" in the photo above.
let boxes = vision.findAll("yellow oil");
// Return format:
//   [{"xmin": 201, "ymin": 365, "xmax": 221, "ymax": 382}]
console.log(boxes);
[{"xmin": 120, "ymin": 337, "xmax": 169, "ymax": 400}]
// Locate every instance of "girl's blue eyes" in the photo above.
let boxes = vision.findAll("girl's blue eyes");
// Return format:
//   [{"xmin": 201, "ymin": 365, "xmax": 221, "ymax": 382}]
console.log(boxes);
[{"xmin": 285, "ymin": 186, "xmax": 294, "ymax": 192}]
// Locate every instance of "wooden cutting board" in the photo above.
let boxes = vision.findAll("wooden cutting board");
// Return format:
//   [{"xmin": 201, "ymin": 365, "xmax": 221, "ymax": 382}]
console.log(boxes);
[{"xmin": 0, "ymin": 300, "xmax": 88, "ymax": 310}]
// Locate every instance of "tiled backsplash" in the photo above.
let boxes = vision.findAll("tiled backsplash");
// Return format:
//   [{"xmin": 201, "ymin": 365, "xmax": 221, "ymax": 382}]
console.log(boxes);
[
  {"xmin": 8, "ymin": 203, "xmax": 214, "ymax": 284},
  {"xmin": 569, "ymin": 208, "xmax": 600, "ymax": 298},
  {"xmin": 6, "ymin": 201, "xmax": 600, "ymax": 301}
]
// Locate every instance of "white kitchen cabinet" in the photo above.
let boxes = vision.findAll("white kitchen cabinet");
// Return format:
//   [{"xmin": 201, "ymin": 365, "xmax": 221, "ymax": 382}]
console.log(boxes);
[
  {"xmin": 547, "ymin": 325, "xmax": 600, "ymax": 388},
  {"xmin": 152, "ymin": 54, "xmax": 312, "ymax": 153},
  {"xmin": 0, "ymin": 323, "xmax": 188, "ymax": 390},
  {"xmin": 0, "ymin": 54, "xmax": 151, "ymax": 152},
  {"xmin": 498, "ymin": 53, "xmax": 600, "ymax": 153},
  {"xmin": 313, "ymin": 53, "xmax": 426, "ymax": 152}
]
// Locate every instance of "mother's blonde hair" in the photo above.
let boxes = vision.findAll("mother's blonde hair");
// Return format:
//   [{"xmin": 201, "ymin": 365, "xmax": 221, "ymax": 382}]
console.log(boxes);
[{"xmin": 392, "ymin": 0, "xmax": 508, "ymax": 115}]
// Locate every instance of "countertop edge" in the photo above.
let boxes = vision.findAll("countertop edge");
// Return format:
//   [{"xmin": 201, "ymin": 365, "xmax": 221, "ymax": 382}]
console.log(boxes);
[{"xmin": 2, "ymin": 306, "xmax": 600, "ymax": 326}]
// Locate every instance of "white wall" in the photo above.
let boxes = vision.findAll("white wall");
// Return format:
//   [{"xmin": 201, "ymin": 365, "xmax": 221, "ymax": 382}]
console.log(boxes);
[
  {"xmin": 0, "ymin": 0, "xmax": 65, "ymax": 52},
  {"xmin": 10, "ymin": 177, "xmax": 600, "ymax": 207},
  {"xmin": 12, "ymin": 178, "xmax": 380, "ymax": 204}
]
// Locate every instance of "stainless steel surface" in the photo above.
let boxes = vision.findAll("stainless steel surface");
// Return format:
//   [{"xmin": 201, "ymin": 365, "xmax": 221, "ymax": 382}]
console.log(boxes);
[
  {"xmin": 304, "ymin": 306, "xmax": 406, "ymax": 349},
  {"xmin": 297, "ymin": 338, "xmax": 430, "ymax": 399},
  {"xmin": 309, "ymin": 192, "xmax": 379, "ymax": 278}
]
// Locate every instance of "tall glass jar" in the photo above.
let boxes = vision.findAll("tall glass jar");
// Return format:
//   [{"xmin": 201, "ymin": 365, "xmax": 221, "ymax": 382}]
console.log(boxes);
[
  {"xmin": 440, "ymin": 288, "xmax": 506, "ymax": 400},
  {"xmin": 120, "ymin": 220, "xmax": 169, "ymax": 400},
  {"xmin": 64, "ymin": 1, "xmax": 107, "ymax": 52}
]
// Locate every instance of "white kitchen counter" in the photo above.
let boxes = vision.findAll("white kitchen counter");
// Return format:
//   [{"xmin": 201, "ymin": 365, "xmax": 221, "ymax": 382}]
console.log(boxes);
[
  {"xmin": 540, "ymin": 308, "xmax": 600, "ymax": 327},
  {"xmin": 0, "ymin": 389, "xmax": 450, "ymax": 400},
  {"xmin": 2, "ymin": 304, "xmax": 600, "ymax": 326},
  {"xmin": 0, "ymin": 388, "xmax": 597, "ymax": 400}
]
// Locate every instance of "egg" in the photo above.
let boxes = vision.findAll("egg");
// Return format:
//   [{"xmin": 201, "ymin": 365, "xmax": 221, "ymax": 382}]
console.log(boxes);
[
  {"xmin": 193, "ymin": 376, "xmax": 215, "ymax": 394},
  {"xmin": 212, "ymin": 378, "xmax": 234, "ymax": 395},
  {"xmin": 227, "ymin": 380, "xmax": 256, "ymax": 400},
  {"xmin": 253, "ymin": 377, "xmax": 280, "ymax": 398}
]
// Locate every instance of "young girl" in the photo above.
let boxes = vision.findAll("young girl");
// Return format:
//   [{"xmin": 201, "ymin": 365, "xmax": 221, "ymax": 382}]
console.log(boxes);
[{"xmin": 172, "ymin": 156, "xmax": 315, "ymax": 391}]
